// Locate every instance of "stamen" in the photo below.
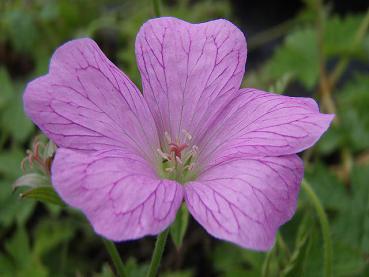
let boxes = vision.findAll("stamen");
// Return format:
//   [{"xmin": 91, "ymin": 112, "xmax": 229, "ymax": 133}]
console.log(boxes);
[
  {"xmin": 158, "ymin": 130, "xmax": 199, "ymax": 182},
  {"xmin": 157, "ymin": 148, "xmax": 170, "ymax": 160},
  {"xmin": 184, "ymin": 162, "xmax": 195, "ymax": 171},
  {"xmin": 176, "ymin": 156, "xmax": 183, "ymax": 165},
  {"xmin": 182, "ymin": 129, "xmax": 192, "ymax": 142},
  {"xmin": 164, "ymin": 131, "xmax": 172, "ymax": 144}
]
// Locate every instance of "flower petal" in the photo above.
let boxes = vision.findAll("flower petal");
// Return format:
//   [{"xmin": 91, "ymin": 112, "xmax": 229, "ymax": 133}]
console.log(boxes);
[
  {"xmin": 198, "ymin": 88, "xmax": 334, "ymax": 165},
  {"xmin": 52, "ymin": 148, "xmax": 183, "ymax": 241},
  {"xmin": 135, "ymin": 17, "xmax": 246, "ymax": 141},
  {"xmin": 184, "ymin": 155, "xmax": 303, "ymax": 250},
  {"xmin": 24, "ymin": 38, "xmax": 159, "ymax": 162}
]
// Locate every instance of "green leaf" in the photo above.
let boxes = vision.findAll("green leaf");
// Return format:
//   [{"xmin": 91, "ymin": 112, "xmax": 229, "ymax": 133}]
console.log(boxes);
[
  {"xmin": 324, "ymin": 15, "xmax": 367, "ymax": 58},
  {"xmin": 304, "ymin": 163, "xmax": 347, "ymax": 210},
  {"xmin": 0, "ymin": 148, "xmax": 23, "ymax": 179},
  {"xmin": 1, "ymin": 86, "xmax": 34, "ymax": 143},
  {"xmin": 33, "ymin": 219, "xmax": 75, "ymax": 256},
  {"xmin": 5, "ymin": 226, "xmax": 30, "ymax": 266},
  {"xmin": 265, "ymin": 28, "xmax": 319, "ymax": 89},
  {"xmin": 0, "ymin": 181, "xmax": 36, "ymax": 227},
  {"xmin": 213, "ymin": 243, "xmax": 265, "ymax": 277},
  {"xmin": 170, "ymin": 204, "xmax": 189, "ymax": 249},
  {"xmin": 0, "ymin": 68, "xmax": 13, "ymax": 109},
  {"xmin": 124, "ymin": 257, "xmax": 148, "ymax": 277},
  {"xmin": 337, "ymin": 74, "xmax": 369, "ymax": 151},
  {"xmin": 95, "ymin": 263, "xmax": 115, "ymax": 277},
  {"xmin": 333, "ymin": 165, "xmax": 369, "ymax": 253},
  {"xmin": 2, "ymin": 226, "xmax": 48, "ymax": 276},
  {"xmin": 4, "ymin": 10, "xmax": 38, "ymax": 52},
  {"xmin": 20, "ymin": 186, "xmax": 65, "ymax": 207}
]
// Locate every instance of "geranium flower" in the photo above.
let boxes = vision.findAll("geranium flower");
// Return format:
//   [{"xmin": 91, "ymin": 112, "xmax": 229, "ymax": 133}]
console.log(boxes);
[{"xmin": 23, "ymin": 17, "xmax": 333, "ymax": 250}]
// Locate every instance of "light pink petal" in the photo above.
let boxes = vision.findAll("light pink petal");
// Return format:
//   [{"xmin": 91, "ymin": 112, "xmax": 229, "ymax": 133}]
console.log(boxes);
[
  {"xmin": 198, "ymin": 88, "xmax": 334, "ymax": 165},
  {"xmin": 184, "ymin": 155, "xmax": 303, "ymax": 250},
  {"xmin": 24, "ymin": 38, "xmax": 159, "ymax": 162},
  {"xmin": 135, "ymin": 17, "xmax": 246, "ymax": 142},
  {"xmin": 52, "ymin": 148, "xmax": 183, "ymax": 241}
]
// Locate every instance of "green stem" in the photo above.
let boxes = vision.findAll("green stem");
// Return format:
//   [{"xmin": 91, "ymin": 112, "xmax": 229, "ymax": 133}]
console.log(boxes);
[
  {"xmin": 152, "ymin": 0, "xmax": 161, "ymax": 17},
  {"xmin": 261, "ymin": 247, "xmax": 274, "ymax": 277},
  {"xmin": 301, "ymin": 179, "xmax": 333, "ymax": 277},
  {"xmin": 102, "ymin": 239, "xmax": 127, "ymax": 277},
  {"xmin": 146, "ymin": 228, "xmax": 170, "ymax": 277}
]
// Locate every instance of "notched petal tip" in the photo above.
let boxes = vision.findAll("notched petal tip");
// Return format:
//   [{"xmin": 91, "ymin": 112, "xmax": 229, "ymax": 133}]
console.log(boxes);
[
  {"xmin": 201, "ymin": 88, "xmax": 336, "ymax": 161},
  {"xmin": 184, "ymin": 155, "xmax": 303, "ymax": 251},
  {"xmin": 135, "ymin": 16, "xmax": 247, "ymax": 141},
  {"xmin": 23, "ymin": 36, "xmax": 159, "ymax": 158},
  {"xmin": 52, "ymin": 148, "xmax": 184, "ymax": 241}
]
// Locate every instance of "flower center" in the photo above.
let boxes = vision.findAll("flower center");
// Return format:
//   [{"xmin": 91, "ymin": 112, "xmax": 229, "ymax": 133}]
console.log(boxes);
[{"xmin": 157, "ymin": 130, "xmax": 198, "ymax": 183}]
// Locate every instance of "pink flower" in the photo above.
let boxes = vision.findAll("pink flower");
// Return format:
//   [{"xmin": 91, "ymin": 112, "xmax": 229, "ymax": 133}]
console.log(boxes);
[{"xmin": 23, "ymin": 17, "xmax": 333, "ymax": 250}]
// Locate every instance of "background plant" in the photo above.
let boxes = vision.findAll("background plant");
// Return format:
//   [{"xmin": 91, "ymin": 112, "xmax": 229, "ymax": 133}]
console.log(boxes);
[{"xmin": 0, "ymin": 0, "xmax": 368, "ymax": 276}]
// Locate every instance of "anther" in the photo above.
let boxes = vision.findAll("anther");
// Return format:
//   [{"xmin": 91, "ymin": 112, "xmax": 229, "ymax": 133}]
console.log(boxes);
[{"xmin": 157, "ymin": 149, "xmax": 170, "ymax": 160}]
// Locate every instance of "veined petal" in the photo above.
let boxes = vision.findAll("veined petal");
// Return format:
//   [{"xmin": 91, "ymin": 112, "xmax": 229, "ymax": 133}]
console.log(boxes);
[
  {"xmin": 184, "ymin": 155, "xmax": 303, "ymax": 250},
  {"xmin": 135, "ymin": 17, "xmax": 246, "ymax": 142},
  {"xmin": 24, "ymin": 38, "xmax": 159, "ymax": 162},
  {"xmin": 52, "ymin": 148, "xmax": 183, "ymax": 241},
  {"xmin": 198, "ymin": 88, "xmax": 334, "ymax": 165}
]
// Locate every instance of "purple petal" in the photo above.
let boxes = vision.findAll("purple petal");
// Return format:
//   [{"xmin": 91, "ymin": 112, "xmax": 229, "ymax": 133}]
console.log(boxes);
[
  {"xmin": 198, "ymin": 88, "xmax": 334, "ymax": 165},
  {"xmin": 52, "ymin": 148, "xmax": 183, "ymax": 241},
  {"xmin": 24, "ymin": 38, "xmax": 159, "ymax": 162},
  {"xmin": 184, "ymin": 155, "xmax": 303, "ymax": 250},
  {"xmin": 135, "ymin": 17, "xmax": 246, "ymax": 141}
]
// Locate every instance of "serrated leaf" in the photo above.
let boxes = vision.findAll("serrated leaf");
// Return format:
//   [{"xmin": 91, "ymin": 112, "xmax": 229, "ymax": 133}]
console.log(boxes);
[
  {"xmin": 20, "ymin": 186, "xmax": 64, "ymax": 207},
  {"xmin": 265, "ymin": 28, "xmax": 319, "ymax": 89},
  {"xmin": 337, "ymin": 74, "xmax": 369, "ymax": 151},
  {"xmin": 324, "ymin": 15, "xmax": 367, "ymax": 58},
  {"xmin": 170, "ymin": 204, "xmax": 189, "ymax": 249}
]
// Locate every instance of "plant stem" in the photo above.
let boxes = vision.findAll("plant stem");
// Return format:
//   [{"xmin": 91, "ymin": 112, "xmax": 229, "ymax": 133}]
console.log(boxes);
[
  {"xmin": 301, "ymin": 179, "xmax": 333, "ymax": 277},
  {"xmin": 102, "ymin": 239, "xmax": 127, "ymax": 277},
  {"xmin": 261, "ymin": 247, "xmax": 274, "ymax": 277},
  {"xmin": 146, "ymin": 228, "xmax": 170, "ymax": 277},
  {"xmin": 315, "ymin": 0, "xmax": 336, "ymax": 115},
  {"xmin": 153, "ymin": 0, "xmax": 161, "ymax": 17}
]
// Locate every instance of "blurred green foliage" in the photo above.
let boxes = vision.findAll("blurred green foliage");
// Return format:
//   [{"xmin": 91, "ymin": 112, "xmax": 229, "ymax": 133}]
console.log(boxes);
[{"xmin": 0, "ymin": 0, "xmax": 369, "ymax": 276}]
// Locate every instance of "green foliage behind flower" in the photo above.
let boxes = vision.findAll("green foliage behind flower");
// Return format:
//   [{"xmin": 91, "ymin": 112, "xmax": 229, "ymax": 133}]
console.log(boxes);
[{"xmin": 1, "ymin": 0, "xmax": 368, "ymax": 276}]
